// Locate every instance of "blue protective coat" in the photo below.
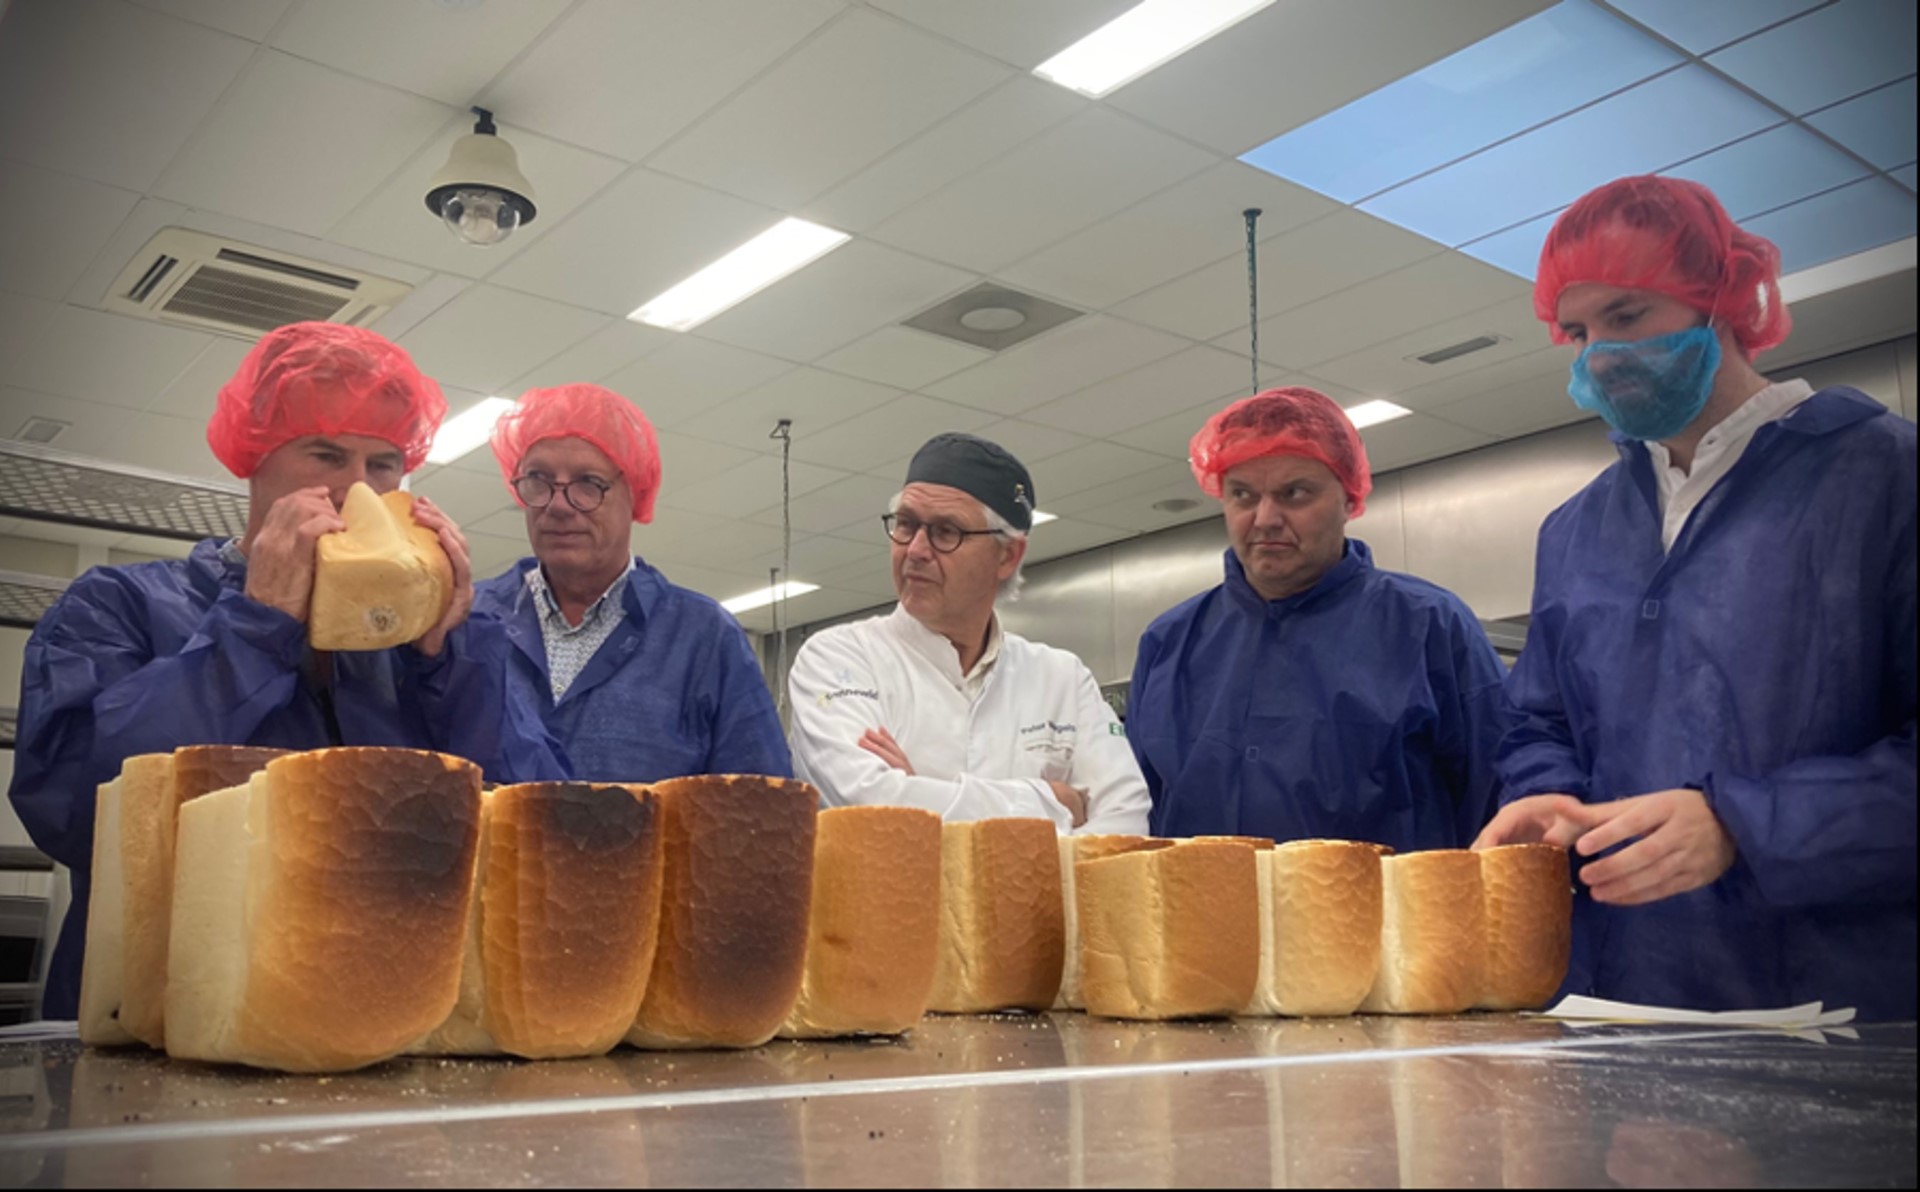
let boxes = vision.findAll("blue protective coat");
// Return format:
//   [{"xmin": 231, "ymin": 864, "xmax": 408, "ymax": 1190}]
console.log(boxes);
[
  {"xmin": 1130, "ymin": 539, "xmax": 1511, "ymax": 852},
  {"xmin": 8, "ymin": 539, "xmax": 571, "ymax": 1019},
  {"xmin": 473, "ymin": 557, "xmax": 792, "ymax": 784},
  {"xmin": 1501, "ymin": 388, "xmax": 1917, "ymax": 1022}
]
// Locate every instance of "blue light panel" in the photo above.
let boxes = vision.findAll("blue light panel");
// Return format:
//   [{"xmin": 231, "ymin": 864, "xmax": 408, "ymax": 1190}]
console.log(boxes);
[
  {"xmin": 1237, "ymin": 1, "xmax": 1678, "ymax": 203},
  {"xmin": 1805, "ymin": 77, "xmax": 1918, "ymax": 170},
  {"xmin": 1743, "ymin": 177, "xmax": 1918, "ymax": 272},
  {"xmin": 1706, "ymin": 0, "xmax": 1918, "ymax": 116},
  {"xmin": 1894, "ymin": 164, "xmax": 1918, "ymax": 192},
  {"xmin": 1663, "ymin": 124, "xmax": 1871, "ymax": 219},
  {"xmin": 1608, "ymin": 0, "xmax": 1824, "ymax": 54},
  {"xmin": 1358, "ymin": 67, "xmax": 1779, "ymax": 246},
  {"xmin": 1458, "ymin": 210, "xmax": 1561, "ymax": 278}
]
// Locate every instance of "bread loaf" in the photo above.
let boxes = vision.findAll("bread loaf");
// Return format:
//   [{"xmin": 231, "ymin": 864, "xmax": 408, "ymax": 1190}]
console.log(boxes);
[
  {"xmin": 1185, "ymin": 835, "xmax": 1274, "ymax": 850},
  {"xmin": 309, "ymin": 482, "xmax": 452, "ymax": 651},
  {"xmin": 780, "ymin": 805, "xmax": 943, "ymax": 1039},
  {"xmin": 1359, "ymin": 850, "xmax": 1486, "ymax": 1015},
  {"xmin": 166, "ymin": 747, "xmax": 482, "ymax": 1071},
  {"xmin": 628, "ymin": 775, "xmax": 818, "ymax": 1049},
  {"xmin": 1055, "ymin": 835, "xmax": 1173, "ymax": 1011},
  {"xmin": 1076, "ymin": 838, "xmax": 1259, "ymax": 1020},
  {"xmin": 78, "ymin": 758, "xmax": 168, "ymax": 1047},
  {"xmin": 423, "ymin": 782, "xmax": 665, "ymax": 1058},
  {"xmin": 1476, "ymin": 844, "xmax": 1572, "ymax": 1011},
  {"xmin": 1244, "ymin": 839, "xmax": 1384, "ymax": 1018},
  {"xmin": 927, "ymin": 819, "xmax": 1064, "ymax": 1014}
]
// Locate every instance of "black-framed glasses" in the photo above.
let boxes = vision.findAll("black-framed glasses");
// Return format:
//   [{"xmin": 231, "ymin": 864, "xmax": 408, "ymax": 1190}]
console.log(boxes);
[
  {"xmin": 514, "ymin": 474, "xmax": 611, "ymax": 513},
  {"xmin": 882, "ymin": 513, "xmax": 1000, "ymax": 554}
]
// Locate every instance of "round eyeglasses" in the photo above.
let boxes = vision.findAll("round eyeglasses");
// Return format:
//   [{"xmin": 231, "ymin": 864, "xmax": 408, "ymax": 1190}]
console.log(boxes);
[
  {"xmin": 881, "ymin": 513, "xmax": 1001, "ymax": 554},
  {"xmin": 514, "ymin": 474, "xmax": 611, "ymax": 513}
]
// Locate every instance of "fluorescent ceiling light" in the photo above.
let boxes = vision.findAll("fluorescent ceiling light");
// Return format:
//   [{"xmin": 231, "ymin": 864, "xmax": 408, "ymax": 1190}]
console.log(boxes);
[
  {"xmin": 1033, "ymin": 0, "xmax": 1276, "ymax": 98},
  {"xmin": 1779, "ymin": 237, "xmax": 1917, "ymax": 304},
  {"xmin": 1344, "ymin": 400, "xmax": 1413, "ymax": 430},
  {"xmin": 630, "ymin": 218, "xmax": 849, "ymax": 332},
  {"xmin": 426, "ymin": 396, "xmax": 516, "ymax": 464},
  {"xmin": 721, "ymin": 580, "xmax": 820, "ymax": 615},
  {"xmin": 1030, "ymin": 510, "xmax": 1059, "ymax": 526}
]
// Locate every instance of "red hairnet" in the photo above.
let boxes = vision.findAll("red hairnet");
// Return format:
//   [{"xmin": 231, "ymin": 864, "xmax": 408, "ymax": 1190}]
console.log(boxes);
[
  {"xmin": 1189, "ymin": 387, "xmax": 1372, "ymax": 516},
  {"xmin": 207, "ymin": 322, "xmax": 446, "ymax": 478},
  {"xmin": 1534, "ymin": 175, "xmax": 1791, "ymax": 357},
  {"xmin": 490, "ymin": 384, "xmax": 662, "ymax": 524}
]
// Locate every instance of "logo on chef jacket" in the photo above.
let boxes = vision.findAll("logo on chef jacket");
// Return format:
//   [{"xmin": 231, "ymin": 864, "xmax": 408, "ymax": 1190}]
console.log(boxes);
[
  {"xmin": 1019, "ymin": 720, "xmax": 1077, "ymax": 756},
  {"xmin": 817, "ymin": 685, "xmax": 880, "ymax": 706}
]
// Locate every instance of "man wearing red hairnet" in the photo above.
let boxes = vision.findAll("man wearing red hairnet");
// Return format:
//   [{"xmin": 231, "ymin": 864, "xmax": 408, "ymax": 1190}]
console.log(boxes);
[
  {"xmin": 8, "ymin": 322, "xmax": 569, "ymax": 1019},
  {"xmin": 1128, "ymin": 387, "xmax": 1510, "ymax": 853},
  {"xmin": 473, "ymin": 384, "xmax": 789, "ymax": 782},
  {"xmin": 1476, "ymin": 176, "xmax": 1916, "ymax": 1021}
]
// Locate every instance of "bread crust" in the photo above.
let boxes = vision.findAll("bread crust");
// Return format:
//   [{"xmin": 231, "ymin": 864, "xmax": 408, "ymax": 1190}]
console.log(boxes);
[
  {"xmin": 1476, "ymin": 844, "xmax": 1572, "ymax": 1011},
  {"xmin": 1077, "ymin": 840, "xmax": 1259, "ymax": 1020},
  {"xmin": 1359, "ymin": 850, "xmax": 1486, "ymax": 1015},
  {"xmin": 928, "ymin": 819, "xmax": 1064, "ymax": 1014},
  {"xmin": 1247, "ymin": 839, "xmax": 1384, "ymax": 1018}
]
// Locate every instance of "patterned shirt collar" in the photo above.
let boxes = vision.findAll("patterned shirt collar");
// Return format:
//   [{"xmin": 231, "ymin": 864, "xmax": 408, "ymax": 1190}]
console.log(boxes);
[{"xmin": 526, "ymin": 559, "xmax": 635, "ymax": 632}]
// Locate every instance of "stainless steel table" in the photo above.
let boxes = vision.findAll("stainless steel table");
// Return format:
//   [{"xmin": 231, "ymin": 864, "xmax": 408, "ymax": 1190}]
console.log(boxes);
[{"xmin": 0, "ymin": 1014, "xmax": 1912, "ymax": 1187}]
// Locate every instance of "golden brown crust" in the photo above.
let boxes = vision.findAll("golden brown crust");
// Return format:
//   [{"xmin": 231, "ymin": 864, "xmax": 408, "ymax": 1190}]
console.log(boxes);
[
  {"xmin": 121, "ymin": 747, "xmax": 287, "ymax": 1048},
  {"xmin": 1056, "ymin": 835, "xmax": 1173, "ymax": 1011},
  {"xmin": 1359, "ymin": 850, "xmax": 1487, "ymax": 1015},
  {"xmin": 1184, "ymin": 834, "xmax": 1275, "ymax": 850},
  {"xmin": 1476, "ymin": 844, "xmax": 1572, "ymax": 1011},
  {"xmin": 1078, "ymin": 840, "xmax": 1259, "ymax": 1020},
  {"xmin": 237, "ymin": 748, "xmax": 482, "ymax": 1070},
  {"xmin": 629, "ymin": 775, "xmax": 818, "ymax": 1049},
  {"xmin": 928, "ymin": 819, "xmax": 1064, "ymax": 1014},
  {"xmin": 781, "ymin": 805, "xmax": 943, "ymax": 1039},
  {"xmin": 479, "ymin": 782, "xmax": 666, "ymax": 1057},
  {"xmin": 1261, "ymin": 840, "xmax": 1384, "ymax": 1017}
]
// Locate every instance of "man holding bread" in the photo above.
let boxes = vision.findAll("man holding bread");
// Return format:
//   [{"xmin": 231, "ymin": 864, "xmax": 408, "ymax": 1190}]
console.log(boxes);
[
  {"xmin": 1128, "ymin": 387, "xmax": 1510, "ymax": 852},
  {"xmin": 788, "ymin": 433, "xmax": 1150, "ymax": 833},
  {"xmin": 1476, "ymin": 176, "xmax": 1916, "ymax": 1021},
  {"xmin": 9, "ymin": 321, "xmax": 568, "ymax": 1019},
  {"xmin": 473, "ymin": 383, "xmax": 790, "ymax": 782}
]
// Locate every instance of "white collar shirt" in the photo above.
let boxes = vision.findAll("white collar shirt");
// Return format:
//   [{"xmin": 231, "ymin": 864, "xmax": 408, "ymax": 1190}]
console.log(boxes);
[
  {"xmin": 1647, "ymin": 378, "xmax": 1815, "ymax": 551},
  {"xmin": 527, "ymin": 560, "xmax": 634, "ymax": 700}
]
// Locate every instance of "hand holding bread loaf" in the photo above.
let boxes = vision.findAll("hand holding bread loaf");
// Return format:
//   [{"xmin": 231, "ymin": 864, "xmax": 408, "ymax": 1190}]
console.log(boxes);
[{"xmin": 308, "ymin": 482, "xmax": 455, "ymax": 651}]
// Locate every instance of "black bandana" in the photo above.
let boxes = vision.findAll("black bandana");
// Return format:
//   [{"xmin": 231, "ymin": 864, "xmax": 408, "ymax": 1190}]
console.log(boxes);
[{"xmin": 903, "ymin": 433, "xmax": 1035, "ymax": 532}]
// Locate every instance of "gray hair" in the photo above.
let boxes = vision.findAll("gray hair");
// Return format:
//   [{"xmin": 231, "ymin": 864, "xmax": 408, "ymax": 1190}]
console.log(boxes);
[{"xmin": 889, "ymin": 491, "xmax": 1027, "ymax": 602}]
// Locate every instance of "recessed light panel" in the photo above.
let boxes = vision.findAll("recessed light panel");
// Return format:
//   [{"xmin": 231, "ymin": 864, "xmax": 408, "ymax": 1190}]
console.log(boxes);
[
  {"xmin": 427, "ymin": 396, "xmax": 516, "ymax": 465},
  {"xmin": 1608, "ymin": 0, "xmax": 1824, "ymax": 54},
  {"xmin": 1705, "ymin": 0, "xmax": 1917, "ymax": 115},
  {"xmin": 1805, "ymin": 78, "xmax": 1918, "ymax": 170}
]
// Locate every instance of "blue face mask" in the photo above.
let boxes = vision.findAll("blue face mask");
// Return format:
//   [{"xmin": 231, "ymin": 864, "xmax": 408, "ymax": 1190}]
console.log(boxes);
[{"xmin": 1568, "ymin": 325, "xmax": 1722, "ymax": 441}]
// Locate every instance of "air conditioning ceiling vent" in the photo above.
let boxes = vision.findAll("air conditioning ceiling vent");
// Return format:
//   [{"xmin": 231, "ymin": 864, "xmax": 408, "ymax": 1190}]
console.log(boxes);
[{"xmin": 105, "ymin": 229, "xmax": 410, "ymax": 339}]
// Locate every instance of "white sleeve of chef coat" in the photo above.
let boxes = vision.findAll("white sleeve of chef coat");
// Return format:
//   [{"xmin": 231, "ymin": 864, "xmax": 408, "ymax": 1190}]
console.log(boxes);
[
  {"xmin": 1066, "ymin": 662, "xmax": 1153, "ymax": 836},
  {"xmin": 787, "ymin": 628, "xmax": 1073, "ymax": 830}
]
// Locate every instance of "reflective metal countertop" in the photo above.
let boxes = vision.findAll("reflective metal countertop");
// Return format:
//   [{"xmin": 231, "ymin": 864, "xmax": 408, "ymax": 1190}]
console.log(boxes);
[{"xmin": 0, "ymin": 1014, "xmax": 1912, "ymax": 1187}]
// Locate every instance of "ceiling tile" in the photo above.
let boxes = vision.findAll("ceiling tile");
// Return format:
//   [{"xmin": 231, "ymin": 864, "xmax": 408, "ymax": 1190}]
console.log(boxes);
[
  {"xmin": 740, "ymin": 532, "xmax": 879, "ymax": 580},
  {"xmin": 367, "ymin": 274, "xmax": 471, "ymax": 343},
  {"xmin": 1041, "ymin": 460, "xmax": 1209, "ymax": 529},
  {"xmin": 0, "ymin": 164, "xmax": 140, "ymax": 303},
  {"xmin": 1021, "ymin": 516, "xmax": 1136, "ymax": 564},
  {"xmin": 869, "ymin": 0, "xmax": 1136, "ymax": 69},
  {"xmin": 1804, "ymin": 77, "xmax": 1918, "ymax": 171},
  {"xmin": 0, "ymin": 0, "xmax": 256, "ymax": 191},
  {"xmin": 1609, "ymin": 0, "xmax": 1825, "ymax": 54},
  {"xmin": 1104, "ymin": 0, "xmax": 1550, "ymax": 155},
  {"xmin": 814, "ymin": 326, "xmax": 992, "ymax": 390},
  {"xmin": 486, "ymin": 169, "xmax": 777, "ymax": 317},
  {"xmin": 747, "ymin": 472, "xmax": 901, "ymax": 535},
  {"xmin": 145, "ymin": 337, "xmax": 254, "ymax": 419},
  {"xmin": 1114, "ymin": 209, "xmax": 1442, "ymax": 341},
  {"xmin": 651, "ymin": 432, "xmax": 761, "ymax": 486},
  {"xmin": 501, "ymin": 320, "xmax": 676, "ymax": 396},
  {"xmin": 1354, "ymin": 412, "xmax": 1495, "ymax": 474},
  {"xmin": 481, "ymin": 0, "xmax": 844, "ymax": 163},
  {"xmin": 411, "ymin": 465, "xmax": 521, "ymax": 528},
  {"xmin": 694, "ymin": 239, "xmax": 974, "ymax": 364},
  {"xmin": 805, "ymin": 76, "xmax": 1086, "ymax": 233},
  {"xmin": 0, "ymin": 295, "xmax": 62, "ymax": 385},
  {"xmin": 1231, "ymin": 253, "xmax": 1530, "ymax": 371},
  {"xmin": 729, "ymin": 584, "xmax": 878, "ymax": 635},
  {"xmin": 7, "ymin": 305, "xmax": 211, "ymax": 410},
  {"xmin": 641, "ymin": 506, "xmax": 787, "ymax": 569},
  {"xmin": 1303, "ymin": 300, "xmax": 1547, "ymax": 398},
  {"xmin": 787, "ymin": 393, "xmax": 997, "ymax": 473},
  {"xmin": 970, "ymin": 419, "xmax": 1093, "ymax": 468},
  {"xmin": 0, "ymin": 388, "xmax": 226, "ymax": 480},
  {"xmin": 328, "ymin": 116, "xmax": 628, "ymax": 280},
  {"xmin": 1424, "ymin": 370, "xmax": 1594, "ymax": 440},
  {"xmin": 1390, "ymin": 344, "xmax": 1576, "ymax": 415},
  {"xmin": 999, "ymin": 162, "xmax": 1339, "ymax": 311},
  {"xmin": 868, "ymin": 108, "xmax": 1216, "ymax": 273},
  {"xmin": 152, "ymin": 51, "xmax": 454, "ymax": 238},
  {"xmin": 1706, "ymin": 0, "xmax": 1916, "ymax": 116},
  {"xmin": 649, "ymin": 9, "xmax": 1008, "ymax": 210},
  {"xmin": 805, "ymin": 552, "xmax": 898, "ymax": 599},
  {"xmin": 127, "ymin": 0, "xmax": 292, "ymax": 41},
  {"xmin": 599, "ymin": 337, "xmax": 795, "ymax": 430},
  {"xmin": 397, "ymin": 285, "xmax": 606, "ymax": 395},
  {"xmin": 270, "ymin": 0, "xmax": 572, "ymax": 106},
  {"xmin": 1105, "ymin": 396, "xmax": 1232, "ymax": 460},
  {"xmin": 640, "ymin": 561, "xmax": 777, "ymax": 603},
  {"xmin": 656, "ymin": 453, "xmax": 852, "ymax": 521},
  {"xmin": 926, "ymin": 315, "xmax": 1191, "ymax": 415},
  {"xmin": 675, "ymin": 368, "xmax": 904, "ymax": 452},
  {"xmin": 1029, "ymin": 440, "xmax": 1177, "ymax": 503},
  {"xmin": 1021, "ymin": 345, "xmax": 1251, "ymax": 436}
]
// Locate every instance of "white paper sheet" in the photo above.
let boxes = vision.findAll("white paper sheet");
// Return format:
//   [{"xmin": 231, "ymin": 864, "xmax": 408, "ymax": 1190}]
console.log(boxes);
[{"xmin": 1529, "ymin": 995, "xmax": 1856, "ymax": 1030}]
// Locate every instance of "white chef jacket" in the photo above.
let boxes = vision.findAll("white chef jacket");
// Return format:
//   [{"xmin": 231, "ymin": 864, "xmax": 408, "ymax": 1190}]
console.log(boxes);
[{"xmin": 788, "ymin": 603, "xmax": 1152, "ymax": 835}]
